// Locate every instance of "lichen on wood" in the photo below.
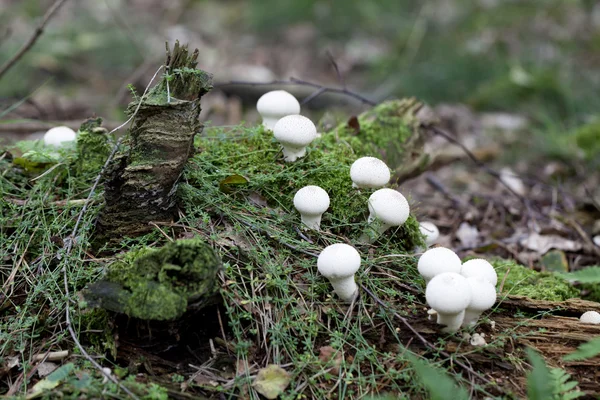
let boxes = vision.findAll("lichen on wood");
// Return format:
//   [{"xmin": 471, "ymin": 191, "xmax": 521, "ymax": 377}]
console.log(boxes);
[{"xmin": 94, "ymin": 41, "xmax": 212, "ymax": 246}]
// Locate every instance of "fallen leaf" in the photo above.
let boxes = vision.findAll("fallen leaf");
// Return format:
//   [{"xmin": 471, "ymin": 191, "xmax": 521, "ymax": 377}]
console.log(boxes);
[
  {"xmin": 500, "ymin": 167, "xmax": 526, "ymax": 196},
  {"xmin": 318, "ymin": 346, "xmax": 342, "ymax": 375},
  {"xmin": 456, "ymin": 222, "xmax": 479, "ymax": 248},
  {"xmin": 37, "ymin": 362, "xmax": 58, "ymax": 378},
  {"xmin": 219, "ymin": 174, "xmax": 249, "ymax": 194},
  {"xmin": 26, "ymin": 363, "xmax": 74, "ymax": 399},
  {"xmin": 520, "ymin": 233, "xmax": 582, "ymax": 254},
  {"xmin": 540, "ymin": 250, "xmax": 569, "ymax": 272},
  {"xmin": 252, "ymin": 364, "xmax": 290, "ymax": 399},
  {"xmin": 347, "ymin": 116, "xmax": 360, "ymax": 135}
]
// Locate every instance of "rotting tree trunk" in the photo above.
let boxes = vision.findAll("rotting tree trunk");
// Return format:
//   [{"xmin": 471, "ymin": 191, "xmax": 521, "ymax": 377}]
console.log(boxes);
[{"xmin": 94, "ymin": 41, "xmax": 212, "ymax": 247}]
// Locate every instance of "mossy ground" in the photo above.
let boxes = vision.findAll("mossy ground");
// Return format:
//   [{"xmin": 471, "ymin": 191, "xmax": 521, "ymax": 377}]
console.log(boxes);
[{"xmin": 0, "ymin": 116, "xmax": 594, "ymax": 399}]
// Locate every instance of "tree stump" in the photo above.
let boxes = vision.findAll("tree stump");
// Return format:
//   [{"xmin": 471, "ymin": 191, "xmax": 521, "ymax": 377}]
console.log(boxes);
[{"xmin": 94, "ymin": 41, "xmax": 212, "ymax": 247}]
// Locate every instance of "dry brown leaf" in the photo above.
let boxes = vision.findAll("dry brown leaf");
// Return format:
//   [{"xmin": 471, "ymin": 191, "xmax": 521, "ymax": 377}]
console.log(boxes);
[
  {"xmin": 520, "ymin": 232, "xmax": 582, "ymax": 254},
  {"xmin": 318, "ymin": 346, "xmax": 342, "ymax": 375}
]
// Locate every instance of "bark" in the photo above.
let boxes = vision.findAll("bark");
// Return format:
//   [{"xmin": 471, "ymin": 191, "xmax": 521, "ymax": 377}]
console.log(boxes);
[{"xmin": 94, "ymin": 41, "xmax": 212, "ymax": 246}]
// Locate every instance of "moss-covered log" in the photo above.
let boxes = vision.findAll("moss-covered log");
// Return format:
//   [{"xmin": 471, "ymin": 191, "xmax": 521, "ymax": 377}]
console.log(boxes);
[
  {"xmin": 94, "ymin": 41, "xmax": 212, "ymax": 246},
  {"xmin": 331, "ymin": 98, "xmax": 435, "ymax": 183},
  {"xmin": 84, "ymin": 238, "xmax": 221, "ymax": 320}
]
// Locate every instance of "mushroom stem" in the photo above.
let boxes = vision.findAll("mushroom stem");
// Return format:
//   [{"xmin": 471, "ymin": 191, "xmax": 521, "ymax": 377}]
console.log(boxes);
[
  {"xmin": 281, "ymin": 144, "xmax": 307, "ymax": 162},
  {"xmin": 462, "ymin": 309, "xmax": 484, "ymax": 328},
  {"xmin": 436, "ymin": 310, "xmax": 466, "ymax": 333},
  {"xmin": 329, "ymin": 277, "xmax": 358, "ymax": 303},
  {"xmin": 300, "ymin": 214, "xmax": 323, "ymax": 231},
  {"xmin": 262, "ymin": 118, "xmax": 279, "ymax": 131}
]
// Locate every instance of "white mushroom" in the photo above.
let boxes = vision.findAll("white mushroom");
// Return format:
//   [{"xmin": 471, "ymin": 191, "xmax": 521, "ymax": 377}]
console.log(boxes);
[
  {"xmin": 293, "ymin": 185, "xmax": 330, "ymax": 230},
  {"xmin": 461, "ymin": 276, "xmax": 497, "ymax": 328},
  {"xmin": 365, "ymin": 188, "xmax": 410, "ymax": 240},
  {"xmin": 43, "ymin": 126, "xmax": 77, "ymax": 147},
  {"xmin": 256, "ymin": 90, "xmax": 300, "ymax": 130},
  {"xmin": 426, "ymin": 272, "xmax": 471, "ymax": 333},
  {"xmin": 470, "ymin": 333, "xmax": 487, "ymax": 346},
  {"xmin": 417, "ymin": 247, "xmax": 462, "ymax": 284},
  {"xmin": 460, "ymin": 258, "xmax": 498, "ymax": 286},
  {"xmin": 273, "ymin": 115, "xmax": 317, "ymax": 162},
  {"xmin": 580, "ymin": 311, "xmax": 600, "ymax": 324},
  {"xmin": 317, "ymin": 243, "xmax": 361, "ymax": 302},
  {"xmin": 419, "ymin": 222, "xmax": 439, "ymax": 247},
  {"xmin": 350, "ymin": 156, "xmax": 391, "ymax": 189}
]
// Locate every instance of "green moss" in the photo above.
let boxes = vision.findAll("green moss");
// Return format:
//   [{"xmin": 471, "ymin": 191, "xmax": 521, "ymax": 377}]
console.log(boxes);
[
  {"xmin": 85, "ymin": 238, "xmax": 221, "ymax": 320},
  {"xmin": 183, "ymin": 104, "xmax": 426, "ymax": 250},
  {"xmin": 330, "ymin": 98, "xmax": 430, "ymax": 181},
  {"xmin": 571, "ymin": 121, "xmax": 600, "ymax": 161},
  {"xmin": 492, "ymin": 259, "xmax": 579, "ymax": 301},
  {"xmin": 77, "ymin": 308, "xmax": 117, "ymax": 359},
  {"xmin": 74, "ymin": 117, "xmax": 114, "ymax": 176}
]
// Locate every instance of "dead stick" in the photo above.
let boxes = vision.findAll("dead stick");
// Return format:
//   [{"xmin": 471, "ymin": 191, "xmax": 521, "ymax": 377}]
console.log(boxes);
[
  {"xmin": 215, "ymin": 77, "xmax": 376, "ymax": 106},
  {"xmin": 0, "ymin": 0, "xmax": 70, "ymax": 80}
]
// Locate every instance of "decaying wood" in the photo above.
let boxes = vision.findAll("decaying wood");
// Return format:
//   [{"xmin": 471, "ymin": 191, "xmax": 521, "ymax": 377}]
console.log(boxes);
[
  {"xmin": 94, "ymin": 41, "xmax": 212, "ymax": 245},
  {"xmin": 499, "ymin": 295, "xmax": 600, "ymax": 316}
]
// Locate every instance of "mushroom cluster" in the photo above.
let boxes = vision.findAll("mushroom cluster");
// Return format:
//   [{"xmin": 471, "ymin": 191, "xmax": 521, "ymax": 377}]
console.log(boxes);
[
  {"xmin": 251, "ymin": 93, "xmax": 419, "ymax": 306},
  {"xmin": 419, "ymin": 248, "xmax": 498, "ymax": 332}
]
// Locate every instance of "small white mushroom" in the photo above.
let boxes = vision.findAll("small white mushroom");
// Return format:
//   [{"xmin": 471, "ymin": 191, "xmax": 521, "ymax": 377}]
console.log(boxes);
[
  {"xmin": 419, "ymin": 221, "xmax": 440, "ymax": 247},
  {"xmin": 470, "ymin": 333, "xmax": 487, "ymax": 347},
  {"xmin": 580, "ymin": 311, "xmax": 600, "ymax": 324},
  {"xmin": 365, "ymin": 188, "xmax": 410, "ymax": 239},
  {"xmin": 256, "ymin": 90, "xmax": 300, "ymax": 130},
  {"xmin": 417, "ymin": 247, "xmax": 462, "ymax": 284},
  {"xmin": 293, "ymin": 185, "xmax": 330, "ymax": 230},
  {"xmin": 317, "ymin": 243, "xmax": 361, "ymax": 302},
  {"xmin": 460, "ymin": 258, "xmax": 498, "ymax": 286},
  {"xmin": 43, "ymin": 126, "xmax": 77, "ymax": 147},
  {"xmin": 462, "ymin": 276, "xmax": 497, "ymax": 328},
  {"xmin": 273, "ymin": 115, "xmax": 317, "ymax": 162},
  {"xmin": 350, "ymin": 156, "xmax": 391, "ymax": 189},
  {"xmin": 426, "ymin": 272, "xmax": 471, "ymax": 333}
]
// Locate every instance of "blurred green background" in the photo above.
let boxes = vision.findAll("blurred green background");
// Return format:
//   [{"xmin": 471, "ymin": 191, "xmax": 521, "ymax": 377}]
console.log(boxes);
[{"xmin": 2, "ymin": 0, "xmax": 600, "ymax": 129}]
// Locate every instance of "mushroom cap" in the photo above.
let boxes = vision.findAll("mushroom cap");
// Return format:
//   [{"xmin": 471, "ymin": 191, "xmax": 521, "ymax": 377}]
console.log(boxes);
[
  {"xmin": 419, "ymin": 221, "xmax": 440, "ymax": 246},
  {"xmin": 465, "ymin": 276, "xmax": 497, "ymax": 312},
  {"xmin": 418, "ymin": 247, "xmax": 462, "ymax": 282},
  {"xmin": 256, "ymin": 90, "xmax": 300, "ymax": 118},
  {"xmin": 350, "ymin": 156, "xmax": 391, "ymax": 188},
  {"xmin": 317, "ymin": 243, "xmax": 361, "ymax": 279},
  {"xmin": 580, "ymin": 311, "xmax": 600, "ymax": 324},
  {"xmin": 294, "ymin": 185, "xmax": 330, "ymax": 215},
  {"xmin": 273, "ymin": 115, "xmax": 317, "ymax": 147},
  {"xmin": 426, "ymin": 272, "xmax": 471, "ymax": 314},
  {"xmin": 367, "ymin": 188, "xmax": 410, "ymax": 226},
  {"xmin": 460, "ymin": 259, "xmax": 498, "ymax": 286},
  {"xmin": 43, "ymin": 126, "xmax": 77, "ymax": 147}
]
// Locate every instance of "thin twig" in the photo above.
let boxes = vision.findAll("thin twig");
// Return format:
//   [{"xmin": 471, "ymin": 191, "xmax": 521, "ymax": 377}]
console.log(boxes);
[
  {"xmin": 326, "ymin": 50, "xmax": 346, "ymax": 89},
  {"xmin": 360, "ymin": 283, "xmax": 495, "ymax": 387},
  {"xmin": 215, "ymin": 77, "xmax": 376, "ymax": 106},
  {"xmin": 0, "ymin": 0, "xmax": 69, "ymax": 80}
]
